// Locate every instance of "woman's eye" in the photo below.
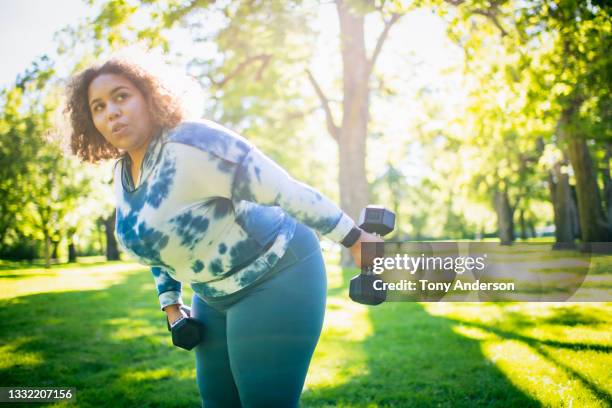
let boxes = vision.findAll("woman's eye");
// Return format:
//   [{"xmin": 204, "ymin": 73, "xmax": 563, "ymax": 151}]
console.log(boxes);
[
  {"xmin": 116, "ymin": 93, "xmax": 128, "ymax": 102},
  {"xmin": 93, "ymin": 104, "xmax": 103, "ymax": 112}
]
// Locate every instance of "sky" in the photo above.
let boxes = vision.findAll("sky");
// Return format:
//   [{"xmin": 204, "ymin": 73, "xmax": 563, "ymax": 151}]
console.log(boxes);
[
  {"xmin": 0, "ymin": 0, "xmax": 90, "ymax": 88},
  {"xmin": 0, "ymin": 1, "xmax": 462, "ymax": 89}
]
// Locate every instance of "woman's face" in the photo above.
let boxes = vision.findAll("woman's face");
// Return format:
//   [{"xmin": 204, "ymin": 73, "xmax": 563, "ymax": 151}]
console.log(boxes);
[{"xmin": 88, "ymin": 73, "xmax": 155, "ymax": 155}]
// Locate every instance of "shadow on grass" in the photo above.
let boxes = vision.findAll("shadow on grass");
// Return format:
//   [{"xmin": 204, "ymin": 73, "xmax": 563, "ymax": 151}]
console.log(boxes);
[
  {"xmin": 0, "ymin": 269, "xmax": 200, "ymax": 408},
  {"xmin": 2, "ymin": 264, "xmax": 609, "ymax": 407},
  {"xmin": 442, "ymin": 309, "xmax": 612, "ymax": 401},
  {"xmin": 301, "ymin": 267, "xmax": 609, "ymax": 407}
]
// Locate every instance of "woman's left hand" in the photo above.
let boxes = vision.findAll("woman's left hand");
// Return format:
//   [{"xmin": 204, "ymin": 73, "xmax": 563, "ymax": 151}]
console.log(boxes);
[{"xmin": 349, "ymin": 230, "xmax": 384, "ymax": 268}]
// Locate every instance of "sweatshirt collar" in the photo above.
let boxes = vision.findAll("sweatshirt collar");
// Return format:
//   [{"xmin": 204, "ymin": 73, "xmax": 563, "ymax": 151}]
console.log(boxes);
[{"xmin": 121, "ymin": 127, "xmax": 167, "ymax": 192}]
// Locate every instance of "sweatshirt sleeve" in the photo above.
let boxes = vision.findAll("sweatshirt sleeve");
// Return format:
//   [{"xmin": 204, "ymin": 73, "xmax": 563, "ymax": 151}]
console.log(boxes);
[
  {"xmin": 231, "ymin": 145, "xmax": 355, "ymax": 242},
  {"xmin": 151, "ymin": 266, "xmax": 183, "ymax": 310}
]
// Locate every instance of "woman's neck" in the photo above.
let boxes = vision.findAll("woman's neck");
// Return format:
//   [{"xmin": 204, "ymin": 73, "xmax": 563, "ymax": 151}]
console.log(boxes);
[
  {"xmin": 126, "ymin": 128, "xmax": 160, "ymax": 186},
  {"xmin": 127, "ymin": 137, "xmax": 153, "ymax": 186},
  {"xmin": 128, "ymin": 149, "xmax": 146, "ymax": 186}
]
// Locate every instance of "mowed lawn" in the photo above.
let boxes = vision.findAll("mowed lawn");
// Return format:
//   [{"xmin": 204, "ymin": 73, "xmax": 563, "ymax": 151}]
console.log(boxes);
[{"xmin": 0, "ymin": 253, "xmax": 611, "ymax": 408}]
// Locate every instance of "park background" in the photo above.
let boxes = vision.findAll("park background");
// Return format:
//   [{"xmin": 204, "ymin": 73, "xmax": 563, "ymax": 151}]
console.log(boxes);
[{"xmin": 1, "ymin": 0, "xmax": 610, "ymax": 406}]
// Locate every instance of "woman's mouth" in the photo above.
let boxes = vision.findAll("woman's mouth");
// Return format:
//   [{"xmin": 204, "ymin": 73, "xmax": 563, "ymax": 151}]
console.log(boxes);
[{"xmin": 112, "ymin": 123, "xmax": 128, "ymax": 135}]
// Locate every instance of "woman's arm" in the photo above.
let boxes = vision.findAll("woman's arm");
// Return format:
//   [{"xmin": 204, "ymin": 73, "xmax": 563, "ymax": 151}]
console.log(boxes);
[
  {"xmin": 230, "ymin": 144, "xmax": 388, "ymax": 267},
  {"xmin": 151, "ymin": 266, "xmax": 183, "ymax": 311},
  {"xmin": 231, "ymin": 145, "xmax": 355, "ymax": 242},
  {"xmin": 167, "ymin": 121, "xmax": 352, "ymax": 241}
]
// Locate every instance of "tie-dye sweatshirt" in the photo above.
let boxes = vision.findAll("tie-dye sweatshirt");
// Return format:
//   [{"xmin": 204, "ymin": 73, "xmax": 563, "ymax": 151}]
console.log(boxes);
[{"xmin": 113, "ymin": 120, "xmax": 355, "ymax": 310}]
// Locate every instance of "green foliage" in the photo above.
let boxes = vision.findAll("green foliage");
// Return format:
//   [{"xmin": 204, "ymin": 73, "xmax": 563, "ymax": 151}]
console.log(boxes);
[
  {"xmin": 0, "ymin": 59, "xmax": 56, "ymax": 251},
  {"xmin": 416, "ymin": 0, "xmax": 612, "ymax": 240},
  {"xmin": 0, "ymin": 57, "xmax": 112, "ymax": 262}
]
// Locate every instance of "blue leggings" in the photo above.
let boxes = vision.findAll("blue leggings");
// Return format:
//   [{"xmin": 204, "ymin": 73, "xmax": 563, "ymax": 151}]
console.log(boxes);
[{"xmin": 191, "ymin": 223, "xmax": 327, "ymax": 407}]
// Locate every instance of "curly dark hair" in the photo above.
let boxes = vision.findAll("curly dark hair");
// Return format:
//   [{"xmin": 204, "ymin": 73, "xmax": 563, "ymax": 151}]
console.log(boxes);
[{"xmin": 65, "ymin": 58, "xmax": 185, "ymax": 162}]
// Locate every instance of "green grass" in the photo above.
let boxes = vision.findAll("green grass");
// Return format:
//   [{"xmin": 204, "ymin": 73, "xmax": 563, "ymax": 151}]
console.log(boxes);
[{"xmin": 1, "ymin": 254, "xmax": 611, "ymax": 407}]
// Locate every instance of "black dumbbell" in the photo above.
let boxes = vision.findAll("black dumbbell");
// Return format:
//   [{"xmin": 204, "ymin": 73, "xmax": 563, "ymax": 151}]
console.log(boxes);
[
  {"xmin": 349, "ymin": 205, "xmax": 395, "ymax": 305},
  {"xmin": 166, "ymin": 305, "xmax": 205, "ymax": 350}
]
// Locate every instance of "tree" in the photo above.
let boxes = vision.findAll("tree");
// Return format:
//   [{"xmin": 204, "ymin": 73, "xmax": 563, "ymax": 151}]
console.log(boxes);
[
  {"xmin": 516, "ymin": 1, "xmax": 611, "ymax": 244},
  {"xmin": 0, "ymin": 57, "xmax": 107, "ymax": 265},
  {"xmin": 445, "ymin": 0, "xmax": 611, "ymax": 245},
  {"xmin": 80, "ymin": 0, "xmax": 409, "ymax": 263}
]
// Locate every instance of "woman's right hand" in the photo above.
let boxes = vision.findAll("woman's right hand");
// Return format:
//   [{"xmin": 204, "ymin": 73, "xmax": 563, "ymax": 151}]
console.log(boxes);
[
  {"xmin": 349, "ymin": 230, "xmax": 384, "ymax": 268},
  {"xmin": 164, "ymin": 304, "xmax": 184, "ymax": 325}
]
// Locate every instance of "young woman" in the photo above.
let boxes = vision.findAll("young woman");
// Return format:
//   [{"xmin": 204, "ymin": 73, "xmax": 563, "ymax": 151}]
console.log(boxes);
[{"xmin": 66, "ymin": 58, "xmax": 381, "ymax": 407}]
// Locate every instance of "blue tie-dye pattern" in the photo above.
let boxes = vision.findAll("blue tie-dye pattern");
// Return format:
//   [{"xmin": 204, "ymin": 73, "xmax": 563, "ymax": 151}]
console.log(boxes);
[
  {"xmin": 169, "ymin": 211, "xmax": 210, "ymax": 250},
  {"xmin": 169, "ymin": 121, "xmax": 250, "ymax": 164},
  {"xmin": 151, "ymin": 266, "xmax": 181, "ymax": 294},
  {"xmin": 116, "ymin": 209, "xmax": 169, "ymax": 265},
  {"xmin": 217, "ymin": 159, "xmax": 234, "ymax": 174},
  {"xmin": 231, "ymin": 151, "xmax": 342, "ymax": 233},
  {"xmin": 192, "ymin": 260, "xmax": 205, "ymax": 273},
  {"xmin": 122, "ymin": 180, "xmax": 148, "ymax": 211},
  {"xmin": 211, "ymin": 199, "xmax": 232, "ymax": 219},
  {"xmin": 191, "ymin": 281, "xmax": 224, "ymax": 298},
  {"xmin": 234, "ymin": 203, "xmax": 284, "ymax": 247},
  {"xmin": 147, "ymin": 158, "xmax": 176, "ymax": 208},
  {"xmin": 209, "ymin": 259, "xmax": 223, "ymax": 275},
  {"xmin": 227, "ymin": 238, "xmax": 262, "ymax": 270},
  {"xmin": 113, "ymin": 119, "xmax": 355, "ymax": 309}
]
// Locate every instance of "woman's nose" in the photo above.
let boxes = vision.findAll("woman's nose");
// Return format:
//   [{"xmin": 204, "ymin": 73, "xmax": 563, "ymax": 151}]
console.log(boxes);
[{"xmin": 107, "ymin": 103, "xmax": 121, "ymax": 120}]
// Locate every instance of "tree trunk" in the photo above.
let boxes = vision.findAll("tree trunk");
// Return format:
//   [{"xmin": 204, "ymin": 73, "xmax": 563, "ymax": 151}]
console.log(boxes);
[
  {"xmin": 528, "ymin": 220, "xmax": 536, "ymax": 238},
  {"xmin": 392, "ymin": 197, "xmax": 400, "ymax": 241},
  {"xmin": 66, "ymin": 227, "xmax": 78, "ymax": 263},
  {"xmin": 548, "ymin": 161, "xmax": 576, "ymax": 249},
  {"xmin": 51, "ymin": 239, "xmax": 60, "ymax": 261},
  {"xmin": 68, "ymin": 240, "xmax": 77, "ymax": 263},
  {"xmin": 104, "ymin": 209, "xmax": 120, "ymax": 261},
  {"xmin": 566, "ymin": 137, "xmax": 610, "ymax": 242},
  {"xmin": 493, "ymin": 189, "xmax": 514, "ymax": 245},
  {"xmin": 569, "ymin": 185, "xmax": 580, "ymax": 238},
  {"xmin": 519, "ymin": 209, "xmax": 527, "ymax": 240},
  {"xmin": 336, "ymin": 0, "xmax": 371, "ymax": 264},
  {"xmin": 97, "ymin": 217, "xmax": 105, "ymax": 255},
  {"xmin": 44, "ymin": 232, "xmax": 51, "ymax": 268},
  {"xmin": 602, "ymin": 142, "xmax": 612, "ymax": 230}
]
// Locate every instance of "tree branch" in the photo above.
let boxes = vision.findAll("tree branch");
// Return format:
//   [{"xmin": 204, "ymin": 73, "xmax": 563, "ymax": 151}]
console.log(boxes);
[
  {"xmin": 254, "ymin": 55, "xmax": 272, "ymax": 81},
  {"xmin": 213, "ymin": 54, "xmax": 272, "ymax": 88},
  {"xmin": 162, "ymin": 0, "xmax": 212, "ymax": 28},
  {"xmin": 444, "ymin": 1, "xmax": 509, "ymax": 38},
  {"xmin": 472, "ymin": 8, "xmax": 509, "ymax": 37},
  {"xmin": 305, "ymin": 68, "xmax": 340, "ymax": 142},
  {"xmin": 368, "ymin": 13, "xmax": 402, "ymax": 74}
]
